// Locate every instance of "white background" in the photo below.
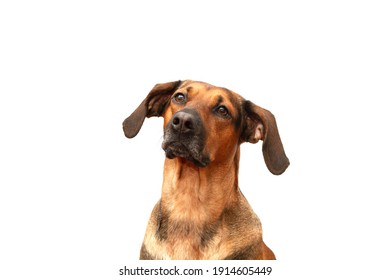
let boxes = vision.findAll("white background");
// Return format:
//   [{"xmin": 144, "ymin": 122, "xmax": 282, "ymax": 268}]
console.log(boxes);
[{"xmin": 1, "ymin": 0, "xmax": 389, "ymax": 279}]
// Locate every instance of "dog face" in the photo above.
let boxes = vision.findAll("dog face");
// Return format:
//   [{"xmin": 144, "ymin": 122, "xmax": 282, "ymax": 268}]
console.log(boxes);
[
  {"xmin": 161, "ymin": 81, "xmax": 245, "ymax": 167},
  {"xmin": 123, "ymin": 80, "xmax": 289, "ymax": 175}
]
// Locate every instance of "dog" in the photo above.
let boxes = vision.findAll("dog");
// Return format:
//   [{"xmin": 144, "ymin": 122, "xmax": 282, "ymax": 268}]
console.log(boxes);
[{"xmin": 123, "ymin": 80, "xmax": 289, "ymax": 260}]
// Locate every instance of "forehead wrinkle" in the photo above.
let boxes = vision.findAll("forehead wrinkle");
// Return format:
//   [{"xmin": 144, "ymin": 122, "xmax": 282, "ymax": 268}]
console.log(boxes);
[
  {"xmin": 216, "ymin": 95, "xmax": 224, "ymax": 105},
  {"xmin": 186, "ymin": 86, "xmax": 194, "ymax": 94}
]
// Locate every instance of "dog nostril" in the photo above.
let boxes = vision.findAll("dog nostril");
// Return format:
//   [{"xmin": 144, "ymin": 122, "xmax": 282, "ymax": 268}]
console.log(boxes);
[
  {"xmin": 184, "ymin": 120, "xmax": 193, "ymax": 130},
  {"xmin": 172, "ymin": 117, "xmax": 180, "ymax": 126}
]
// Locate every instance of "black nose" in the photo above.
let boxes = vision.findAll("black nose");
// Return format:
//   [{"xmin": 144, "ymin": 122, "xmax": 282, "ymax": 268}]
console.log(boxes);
[{"xmin": 171, "ymin": 111, "xmax": 195, "ymax": 134}]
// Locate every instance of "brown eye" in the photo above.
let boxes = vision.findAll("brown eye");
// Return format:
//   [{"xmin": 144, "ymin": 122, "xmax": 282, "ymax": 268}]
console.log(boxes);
[
  {"xmin": 173, "ymin": 93, "xmax": 186, "ymax": 104},
  {"xmin": 216, "ymin": 106, "xmax": 229, "ymax": 117}
]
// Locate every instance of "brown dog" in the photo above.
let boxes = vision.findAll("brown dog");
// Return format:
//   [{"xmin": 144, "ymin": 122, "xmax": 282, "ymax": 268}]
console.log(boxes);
[{"xmin": 123, "ymin": 80, "xmax": 289, "ymax": 260}]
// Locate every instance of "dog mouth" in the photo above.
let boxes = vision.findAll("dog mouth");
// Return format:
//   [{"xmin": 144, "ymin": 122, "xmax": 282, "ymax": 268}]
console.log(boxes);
[{"xmin": 162, "ymin": 141, "xmax": 210, "ymax": 167}]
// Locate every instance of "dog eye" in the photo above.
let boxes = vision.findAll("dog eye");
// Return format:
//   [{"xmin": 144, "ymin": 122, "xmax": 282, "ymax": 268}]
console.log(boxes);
[
  {"xmin": 173, "ymin": 93, "xmax": 187, "ymax": 104},
  {"xmin": 216, "ymin": 106, "xmax": 229, "ymax": 117}
]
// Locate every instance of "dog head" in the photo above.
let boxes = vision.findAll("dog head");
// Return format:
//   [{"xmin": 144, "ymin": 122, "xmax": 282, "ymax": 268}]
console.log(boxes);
[{"xmin": 123, "ymin": 80, "xmax": 289, "ymax": 175}]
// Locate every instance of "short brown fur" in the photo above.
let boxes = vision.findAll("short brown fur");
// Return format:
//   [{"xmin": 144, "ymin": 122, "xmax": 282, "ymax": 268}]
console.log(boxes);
[{"xmin": 123, "ymin": 80, "xmax": 289, "ymax": 260}]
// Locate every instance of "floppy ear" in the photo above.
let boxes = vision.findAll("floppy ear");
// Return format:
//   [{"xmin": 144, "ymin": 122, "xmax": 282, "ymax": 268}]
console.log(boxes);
[
  {"xmin": 242, "ymin": 101, "xmax": 289, "ymax": 175},
  {"xmin": 122, "ymin": 80, "xmax": 182, "ymax": 138}
]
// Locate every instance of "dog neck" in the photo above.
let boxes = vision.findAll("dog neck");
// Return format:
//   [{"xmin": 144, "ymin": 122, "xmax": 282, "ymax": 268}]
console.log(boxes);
[{"xmin": 160, "ymin": 149, "xmax": 240, "ymax": 225}]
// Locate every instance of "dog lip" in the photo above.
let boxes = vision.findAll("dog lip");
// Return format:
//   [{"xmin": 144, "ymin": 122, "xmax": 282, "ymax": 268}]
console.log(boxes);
[{"xmin": 162, "ymin": 141, "xmax": 209, "ymax": 167}]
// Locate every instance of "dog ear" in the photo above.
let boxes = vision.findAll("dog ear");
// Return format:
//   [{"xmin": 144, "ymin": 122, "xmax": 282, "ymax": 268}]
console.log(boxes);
[
  {"xmin": 242, "ymin": 101, "xmax": 289, "ymax": 175},
  {"xmin": 123, "ymin": 80, "xmax": 182, "ymax": 138}
]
